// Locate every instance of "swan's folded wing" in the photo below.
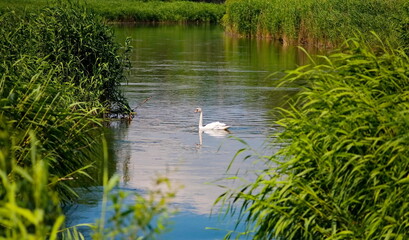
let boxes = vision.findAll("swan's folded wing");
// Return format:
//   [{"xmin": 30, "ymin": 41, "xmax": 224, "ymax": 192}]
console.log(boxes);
[{"xmin": 204, "ymin": 121, "xmax": 230, "ymax": 130}]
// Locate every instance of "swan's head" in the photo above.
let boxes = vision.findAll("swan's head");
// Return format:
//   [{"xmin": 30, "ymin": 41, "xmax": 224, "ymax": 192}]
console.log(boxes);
[{"xmin": 194, "ymin": 108, "xmax": 202, "ymax": 113}]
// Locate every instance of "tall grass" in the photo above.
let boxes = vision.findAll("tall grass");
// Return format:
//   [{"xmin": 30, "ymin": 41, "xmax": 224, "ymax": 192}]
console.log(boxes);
[
  {"xmin": 0, "ymin": 4, "xmax": 131, "ymax": 114},
  {"xmin": 0, "ymin": 2, "xmax": 132, "ymax": 201},
  {"xmin": 0, "ymin": 122, "xmax": 175, "ymax": 239},
  {"xmin": 0, "ymin": 55, "xmax": 101, "ymax": 202},
  {"xmin": 86, "ymin": 0, "xmax": 225, "ymax": 23},
  {"xmin": 0, "ymin": 2, "xmax": 175, "ymax": 239},
  {"xmin": 223, "ymin": 0, "xmax": 409, "ymax": 47},
  {"xmin": 0, "ymin": 125, "xmax": 64, "ymax": 239},
  {"xmin": 0, "ymin": 0, "xmax": 226, "ymax": 23},
  {"xmin": 218, "ymin": 35, "xmax": 409, "ymax": 239}
]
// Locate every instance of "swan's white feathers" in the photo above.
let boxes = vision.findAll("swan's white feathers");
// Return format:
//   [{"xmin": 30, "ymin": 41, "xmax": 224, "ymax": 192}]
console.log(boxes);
[
  {"xmin": 195, "ymin": 107, "xmax": 230, "ymax": 130},
  {"xmin": 202, "ymin": 121, "xmax": 230, "ymax": 130}
]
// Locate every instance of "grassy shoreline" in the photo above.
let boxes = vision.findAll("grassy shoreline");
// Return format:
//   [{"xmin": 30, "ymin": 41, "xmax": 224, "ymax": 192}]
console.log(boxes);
[
  {"xmin": 0, "ymin": 0, "xmax": 226, "ymax": 23},
  {"xmin": 2, "ymin": 1, "xmax": 409, "ymax": 239},
  {"xmin": 0, "ymin": 2, "xmax": 175, "ymax": 238},
  {"xmin": 220, "ymin": 35, "xmax": 409, "ymax": 240},
  {"xmin": 3, "ymin": 0, "xmax": 408, "ymax": 48},
  {"xmin": 223, "ymin": 0, "xmax": 409, "ymax": 47}
]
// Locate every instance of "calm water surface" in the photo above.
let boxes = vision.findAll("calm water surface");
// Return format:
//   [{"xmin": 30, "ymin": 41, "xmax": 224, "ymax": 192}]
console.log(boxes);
[{"xmin": 66, "ymin": 24, "xmax": 309, "ymax": 239}]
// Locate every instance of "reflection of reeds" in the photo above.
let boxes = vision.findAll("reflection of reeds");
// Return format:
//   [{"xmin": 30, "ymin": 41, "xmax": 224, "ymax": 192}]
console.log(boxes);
[
  {"xmin": 223, "ymin": 0, "xmax": 409, "ymax": 47},
  {"xmin": 219, "ymin": 35, "xmax": 409, "ymax": 239}
]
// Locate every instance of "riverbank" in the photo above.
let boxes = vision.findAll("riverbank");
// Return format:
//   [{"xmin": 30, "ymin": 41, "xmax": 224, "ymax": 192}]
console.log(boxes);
[
  {"xmin": 0, "ymin": 0, "xmax": 225, "ymax": 23},
  {"xmin": 0, "ymin": 2, "xmax": 175, "ymax": 239},
  {"xmin": 4, "ymin": 0, "xmax": 407, "ymax": 48},
  {"xmin": 223, "ymin": 0, "xmax": 409, "ymax": 47},
  {"xmin": 221, "ymin": 34, "xmax": 409, "ymax": 239}
]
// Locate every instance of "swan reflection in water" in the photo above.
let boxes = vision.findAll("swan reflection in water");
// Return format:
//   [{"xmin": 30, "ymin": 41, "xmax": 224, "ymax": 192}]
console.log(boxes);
[
  {"xmin": 194, "ymin": 107, "xmax": 231, "ymax": 146},
  {"xmin": 198, "ymin": 128, "xmax": 230, "ymax": 146}
]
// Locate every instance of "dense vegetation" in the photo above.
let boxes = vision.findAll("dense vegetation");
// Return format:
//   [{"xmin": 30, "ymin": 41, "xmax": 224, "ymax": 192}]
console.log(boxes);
[
  {"xmin": 223, "ymin": 0, "xmax": 409, "ymax": 47},
  {"xmin": 87, "ymin": 0, "xmax": 225, "ymax": 23},
  {"xmin": 0, "ymin": 1, "xmax": 132, "ymax": 202},
  {"xmin": 220, "ymin": 1, "xmax": 409, "ymax": 239},
  {"xmin": 0, "ymin": 3, "xmax": 174, "ymax": 239},
  {"xmin": 0, "ymin": 0, "xmax": 226, "ymax": 23},
  {"xmin": 219, "ymin": 36, "xmax": 409, "ymax": 239},
  {"xmin": 3, "ymin": 0, "xmax": 409, "ymax": 239}
]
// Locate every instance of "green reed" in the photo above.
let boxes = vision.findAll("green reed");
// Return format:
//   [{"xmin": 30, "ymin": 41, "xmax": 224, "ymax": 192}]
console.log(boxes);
[
  {"xmin": 0, "ymin": 3, "xmax": 175, "ymax": 238},
  {"xmin": 1, "ymin": 3, "xmax": 131, "ymax": 114},
  {"xmin": 87, "ymin": 0, "xmax": 225, "ymax": 23},
  {"xmin": 218, "ymin": 35, "xmax": 409, "ymax": 239},
  {"xmin": 0, "ymin": 0, "xmax": 226, "ymax": 23},
  {"xmin": 0, "ymin": 2, "xmax": 132, "ymax": 202},
  {"xmin": 0, "ymin": 124, "xmax": 64, "ymax": 239},
  {"xmin": 223, "ymin": 0, "xmax": 409, "ymax": 47},
  {"xmin": 0, "ymin": 121, "xmax": 175, "ymax": 239}
]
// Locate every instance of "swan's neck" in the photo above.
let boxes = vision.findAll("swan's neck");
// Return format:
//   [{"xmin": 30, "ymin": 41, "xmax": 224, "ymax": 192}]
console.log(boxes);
[{"xmin": 198, "ymin": 111, "xmax": 203, "ymax": 128}]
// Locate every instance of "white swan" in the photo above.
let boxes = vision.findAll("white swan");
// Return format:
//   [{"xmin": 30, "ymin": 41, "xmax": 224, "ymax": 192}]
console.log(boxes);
[{"xmin": 194, "ymin": 108, "xmax": 230, "ymax": 130}]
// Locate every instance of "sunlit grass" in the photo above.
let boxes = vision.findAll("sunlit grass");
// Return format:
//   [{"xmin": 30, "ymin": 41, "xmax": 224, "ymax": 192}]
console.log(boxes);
[
  {"xmin": 0, "ymin": 0, "xmax": 225, "ymax": 23},
  {"xmin": 0, "ymin": 2, "xmax": 131, "ymax": 203},
  {"xmin": 223, "ymin": 0, "xmax": 409, "ymax": 47},
  {"xmin": 0, "ymin": 2, "xmax": 176, "ymax": 239},
  {"xmin": 218, "ymin": 34, "xmax": 409, "ymax": 239}
]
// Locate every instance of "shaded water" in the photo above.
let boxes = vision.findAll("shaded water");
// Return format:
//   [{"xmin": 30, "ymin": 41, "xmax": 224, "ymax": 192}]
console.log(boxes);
[{"xmin": 66, "ymin": 24, "xmax": 309, "ymax": 239}]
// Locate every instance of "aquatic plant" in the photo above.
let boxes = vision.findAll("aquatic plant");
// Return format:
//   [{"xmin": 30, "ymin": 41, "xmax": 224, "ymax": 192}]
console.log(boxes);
[
  {"xmin": 218, "ymin": 35, "xmax": 409, "ymax": 239},
  {"xmin": 0, "ymin": 0, "xmax": 226, "ymax": 23},
  {"xmin": 0, "ymin": 123, "xmax": 64, "ymax": 239},
  {"xmin": 88, "ymin": 0, "xmax": 225, "ymax": 23},
  {"xmin": 0, "ymin": 2, "xmax": 177, "ymax": 239},
  {"xmin": 223, "ymin": 0, "xmax": 409, "ymax": 47},
  {"xmin": 0, "ymin": 4, "xmax": 131, "ymax": 113},
  {"xmin": 0, "ymin": 123, "xmax": 175, "ymax": 239},
  {"xmin": 0, "ymin": 55, "xmax": 102, "ymax": 202},
  {"xmin": 0, "ymin": 0, "xmax": 135, "ymax": 198}
]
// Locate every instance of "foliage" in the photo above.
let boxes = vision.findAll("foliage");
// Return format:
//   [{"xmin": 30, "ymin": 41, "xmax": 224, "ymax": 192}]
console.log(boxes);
[
  {"xmin": 0, "ymin": 0, "xmax": 226, "ymax": 23},
  {"xmin": 0, "ymin": 2, "xmax": 175, "ymax": 240},
  {"xmin": 0, "ymin": 123, "xmax": 175, "ymax": 239},
  {"xmin": 0, "ymin": 124, "xmax": 65, "ymax": 239},
  {"xmin": 223, "ymin": 0, "xmax": 409, "ymax": 47},
  {"xmin": 0, "ymin": 1, "xmax": 133, "ymax": 200},
  {"xmin": 219, "ymin": 36, "xmax": 409, "ymax": 239},
  {"xmin": 91, "ymin": 176, "xmax": 176, "ymax": 240},
  {"xmin": 86, "ymin": 0, "xmax": 225, "ymax": 23},
  {"xmin": 0, "ymin": 4, "xmax": 131, "ymax": 113},
  {"xmin": 0, "ymin": 55, "xmax": 101, "ymax": 202}
]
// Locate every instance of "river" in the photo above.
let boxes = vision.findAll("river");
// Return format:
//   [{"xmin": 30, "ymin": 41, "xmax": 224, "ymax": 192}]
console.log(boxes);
[{"xmin": 65, "ymin": 23, "xmax": 308, "ymax": 239}]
